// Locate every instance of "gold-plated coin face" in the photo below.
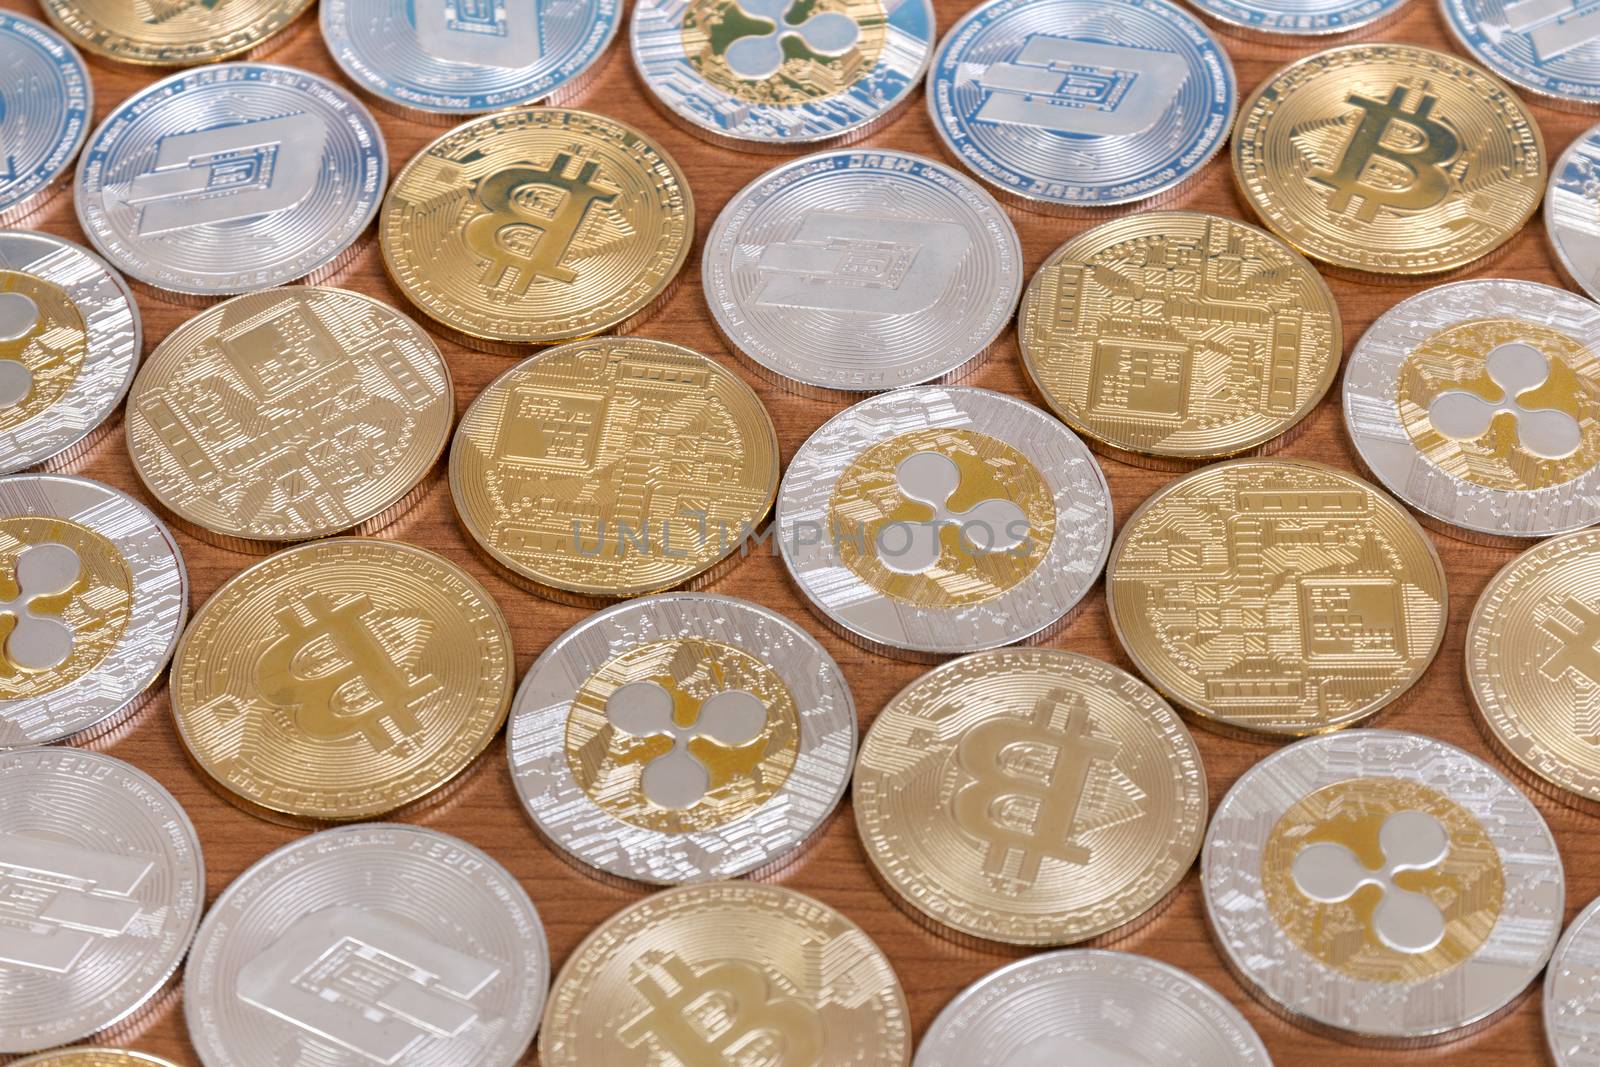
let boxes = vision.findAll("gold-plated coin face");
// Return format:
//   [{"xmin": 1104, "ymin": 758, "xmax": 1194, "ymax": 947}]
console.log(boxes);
[
  {"xmin": 381, "ymin": 108, "xmax": 693, "ymax": 352},
  {"xmin": 40, "ymin": 0, "xmax": 313, "ymax": 66},
  {"xmin": 1020, "ymin": 212, "xmax": 1341, "ymax": 468},
  {"xmin": 450, "ymin": 336, "xmax": 779, "ymax": 603},
  {"xmin": 0, "ymin": 272, "xmax": 88, "ymax": 436},
  {"xmin": 1233, "ymin": 44, "xmax": 1545, "ymax": 279},
  {"xmin": 13, "ymin": 1052, "xmax": 180, "ymax": 1067},
  {"xmin": 1108, "ymin": 458, "xmax": 1447, "ymax": 737},
  {"xmin": 539, "ymin": 882, "xmax": 910, "ymax": 1065},
  {"xmin": 854, "ymin": 648, "xmax": 1207, "ymax": 946},
  {"xmin": 171, "ymin": 537, "xmax": 513, "ymax": 822}
]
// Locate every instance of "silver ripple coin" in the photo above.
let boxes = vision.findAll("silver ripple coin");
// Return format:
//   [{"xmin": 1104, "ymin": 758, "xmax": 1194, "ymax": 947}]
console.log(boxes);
[
  {"xmin": 1204, "ymin": 730, "xmax": 1563, "ymax": 1047},
  {"xmin": 74, "ymin": 63, "xmax": 387, "ymax": 302},
  {"xmin": 509, "ymin": 593, "xmax": 855, "ymax": 884},
  {"xmin": 0, "ymin": 747, "xmax": 203, "ymax": 1054},
  {"xmin": 0, "ymin": 12, "xmax": 91, "ymax": 225},
  {"xmin": 1443, "ymin": 0, "xmax": 1600, "ymax": 111},
  {"xmin": 704, "ymin": 149, "xmax": 1022, "ymax": 396},
  {"xmin": 1550, "ymin": 125, "xmax": 1600, "ymax": 300},
  {"xmin": 184, "ymin": 824, "xmax": 550, "ymax": 1067},
  {"xmin": 1548, "ymin": 896, "xmax": 1600, "ymax": 1065},
  {"xmin": 1188, "ymin": 0, "xmax": 1412, "ymax": 40}
]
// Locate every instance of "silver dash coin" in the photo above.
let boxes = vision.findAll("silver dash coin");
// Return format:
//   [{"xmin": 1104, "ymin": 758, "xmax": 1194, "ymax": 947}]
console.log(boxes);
[
  {"xmin": 184, "ymin": 824, "xmax": 550, "ymax": 1067},
  {"xmin": 1188, "ymin": 0, "xmax": 1412, "ymax": 40},
  {"xmin": 0, "ymin": 747, "xmax": 203, "ymax": 1054},
  {"xmin": 74, "ymin": 63, "xmax": 387, "ymax": 303},
  {"xmin": 1547, "ymin": 896, "xmax": 1600, "ymax": 1065},
  {"xmin": 0, "ymin": 12, "xmax": 91, "ymax": 225},
  {"xmin": 778, "ymin": 386, "xmax": 1113, "ymax": 660},
  {"xmin": 0, "ymin": 474, "xmax": 187, "ymax": 749},
  {"xmin": 1443, "ymin": 0, "xmax": 1600, "ymax": 112},
  {"xmin": 1204, "ymin": 729, "xmax": 1563, "ymax": 1047},
  {"xmin": 1343, "ymin": 278, "xmax": 1600, "ymax": 544},
  {"xmin": 509, "ymin": 593, "xmax": 855, "ymax": 884},
  {"xmin": 914, "ymin": 949, "xmax": 1272, "ymax": 1066},
  {"xmin": 1550, "ymin": 125, "xmax": 1600, "ymax": 300},
  {"xmin": 703, "ymin": 149, "xmax": 1021, "ymax": 396}
]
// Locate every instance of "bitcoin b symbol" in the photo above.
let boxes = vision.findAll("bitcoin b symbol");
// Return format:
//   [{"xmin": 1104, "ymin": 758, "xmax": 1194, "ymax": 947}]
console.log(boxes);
[
  {"xmin": 463, "ymin": 153, "xmax": 619, "ymax": 294},
  {"xmin": 620, "ymin": 953, "xmax": 824, "ymax": 1066},
  {"xmin": 1310, "ymin": 86, "xmax": 1460, "ymax": 222}
]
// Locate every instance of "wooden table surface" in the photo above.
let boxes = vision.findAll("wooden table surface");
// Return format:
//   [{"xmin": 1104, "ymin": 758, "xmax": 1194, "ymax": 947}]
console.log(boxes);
[{"xmin": 5, "ymin": 0, "xmax": 1595, "ymax": 1062}]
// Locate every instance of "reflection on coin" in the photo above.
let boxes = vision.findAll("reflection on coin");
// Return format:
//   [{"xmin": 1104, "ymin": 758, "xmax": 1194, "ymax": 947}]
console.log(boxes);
[
  {"xmin": 0, "ymin": 748, "xmax": 203, "ymax": 1054},
  {"xmin": 1548, "ymin": 126, "xmax": 1600, "ymax": 301},
  {"xmin": 125, "ymin": 287, "xmax": 451, "ymax": 551},
  {"xmin": 1188, "ymin": 0, "xmax": 1412, "ymax": 40},
  {"xmin": 0, "ymin": 12, "xmax": 90, "ymax": 225},
  {"xmin": 184, "ymin": 824, "xmax": 549, "ymax": 1067},
  {"xmin": 41, "ymin": 0, "xmax": 312, "ymax": 66},
  {"xmin": 11, "ymin": 1052, "xmax": 180, "ymax": 1067},
  {"xmin": 540, "ymin": 882, "xmax": 909, "ymax": 1065},
  {"xmin": 1547, "ymin": 896, "xmax": 1600, "ymax": 1066},
  {"xmin": 1443, "ymin": 0, "xmax": 1600, "ymax": 111},
  {"xmin": 171, "ymin": 538, "xmax": 513, "ymax": 822},
  {"xmin": 704, "ymin": 149, "xmax": 1021, "ymax": 396},
  {"xmin": 1204, "ymin": 730, "xmax": 1563, "ymax": 1046}
]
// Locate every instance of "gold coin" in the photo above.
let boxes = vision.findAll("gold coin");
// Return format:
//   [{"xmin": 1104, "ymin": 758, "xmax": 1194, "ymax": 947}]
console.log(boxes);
[
  {"xmin": 450, "ymin": 336, "xmax": 778, "ymax": 604},
  {"xmin": 40, "ymin": 0, "xmax": 312, "ymax": 67},
  {"xmin": 1107, "ymin": 458, "xmax": 1447, "ymax": 737},
  {"xmin": 539, "ymin": 882, "xmax": 910, "ymax": 1065},
  {"xmin": 1233, "ymin": 44, "xmax": 1545, "ymax": 279},
  {"xmin": 171, "ymin": 537, "xmax": 513, "ymax": 822},
  {"xmin": 12, "ymin": 1053, "xmax": 179, "ymax": 1067},
  {"xmin": 1020, "ymin": 212, "xmax": 1341, "ymax": 469},
  {"xmin": 380, "ymin": 107, "xmax": 693, "ymax": 353},
  {"xmin": 126, "ymin": 287, "xmax": 453, "ymax": 552},
  {"xmin": 854, "ymin": 648, "xmax": 1207, "ymax": 947}
]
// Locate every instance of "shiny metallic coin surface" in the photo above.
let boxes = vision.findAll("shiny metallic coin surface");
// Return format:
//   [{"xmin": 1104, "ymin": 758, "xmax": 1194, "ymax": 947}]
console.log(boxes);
[
  {"xmin": 540, "ymin": 881, "xmax": 909, "ymax": 1065},
  {"xmin": 704, "ymin": 149, "xmax": 1021, "ymax": 396},
  {"xmin": 855, "ymin": 649, "xmax": 1206, "ymax": 946},
  {"xmin": 41, "ymin": 0, "xmax": 312, "ymax": 66},
  {"xmin": 1547, "ymin": 896, "xmax": 1600, "ymax": 1066},
  {"xmin": 0, "ymin": 748, "xmax": 203, "ymax": 1054},
  {"xmin": 11, "ymin": 1052, "xmax": 180, "ymax": 1067},
  {"xmin": 509, "ymin": 593, "xmax": 855, "ymax": 884},
  {"xmin": 0, "ymin": 13, "xmax": 90, "ymax": 225},
  {"xmin": 1204, "ymin": 730, "xmax": 1563, "ymax": 1046},
  {"xmin": 1443, "ymin": 0, "xmax": 1600, "ymax": 110},
  {"xmin": 1549, "ymin": 125, "xmax": 1600, "ymax": 300},
  {"xmin": 1188, "ymin": 0, "xmax": 1412, "ymax": 39},
  {"xmin": 75, "ymin": 64, "xmax": 386, "ymax": 301},
  {"xmin": 927, "ymin": 0, "xmax": 1237, "ymax": 212},
  {"xmin": 184, "ymin": 824, "xmax": 548, "ymax": 1067}
]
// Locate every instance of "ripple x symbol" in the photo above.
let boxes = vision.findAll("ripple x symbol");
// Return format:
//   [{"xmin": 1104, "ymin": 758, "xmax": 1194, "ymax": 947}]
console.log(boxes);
[
  {"xmin": 877, "ymin": 451, "xmax": 1027, "ymax": 575},
  {"xmin": 606, "ymin": 676, "xmax": 767, "ymax": 808},
  {"xmin": 1428, "ymin": 341, "xmax": 1583, "ymax": 459},
  {"xmin": 1291, "ymin": 809, "xmax": 1450, "ymax": 955},
  {"xmin": 0, "ymin": 542, "xmax": 81, "ymax": 672},
  {"xmin": 723, "ymin": 0, "xmax": 860, "ymax": 81}
]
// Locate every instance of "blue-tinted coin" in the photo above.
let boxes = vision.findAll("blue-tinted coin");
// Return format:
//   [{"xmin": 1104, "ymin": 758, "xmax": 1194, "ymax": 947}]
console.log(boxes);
[
  {"xmin": 0, "ymin": 11, "xmax": 91, "ymax": 225},
  {"xmin": 1443, "ymin": 0, "xmax": 1600, "ymax": 111},
  {"xmin": 1187, "ymin": 0, "xmax": 1411, "ymax": 39}
]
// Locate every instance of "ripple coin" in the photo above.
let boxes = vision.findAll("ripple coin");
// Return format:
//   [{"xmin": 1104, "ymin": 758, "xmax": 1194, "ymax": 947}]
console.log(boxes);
[
  {"xmin": 41, "ymin": 0, "xmax": 312, "ymax": 67},
  {"xmin": 0, "ymin": 12, "xmax": 91, "ymax": 224}
]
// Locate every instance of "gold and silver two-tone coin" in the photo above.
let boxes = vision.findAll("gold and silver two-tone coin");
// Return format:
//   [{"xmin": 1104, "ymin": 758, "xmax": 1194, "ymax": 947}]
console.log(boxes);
[
  {"xmin": 1204, "ymin": 730, "xmax": 1564, "ymax": 1046},
  {"xmin": 540, "ymin": 882, "xmax": 910, "ymax": 1065},
  {"xmin": 40, "ymin": 0, "xmax": 312, "ymax": 67},
  {"xmin": 1547, "ymin": 896, "xmax": 1600, "ymax": 1067},
  {"xmin": 381, "ymin": 108, "xmax": 692, "ymax": 352},
  {"xmin": 854, "ymin": 649, "xmax": 1206, "ymax": 946},
  {"xmin": 1108, "ymin": 458, "xmax": 1447, "ymax": 738},
  {"xmin": 12, "ymin": 1053, "xmax": 180, "ymax": 1067},
  {"xmin": 171, "ymin": 538, "xmax": 513, "ymax": 822}
]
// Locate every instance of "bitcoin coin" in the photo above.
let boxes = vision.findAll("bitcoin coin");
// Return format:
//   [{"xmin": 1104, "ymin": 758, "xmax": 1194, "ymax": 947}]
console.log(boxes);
[
  {"xmin": 1204, "ymin": 729, "xmax": 1563, "ymax": 1045},
  {"xmin": 40, "ymin": 0, "xmax": 312, "ymax": 67},
  {"xmin": 1548, "ymin": 896, "xmax": 1600, "ymax": 1066},
  {"xmin": 381, "ymin": 108, "xmax": 691, "ymax": 351},
  {"xmin": 1021, "ymin": 212, "xmax": 1341, "ymax": 468},
  {"xmin": 1548, "ymin": 125, "xmax": 1600, "ymax": 301},
  {"xmin": 1187, "ymin": 0, "xmax": 1412, "ymax": 39},
  {"xmin": 1445, "ymin": 0, "xmax": 1600, "ymax": 111},
  {"xmin": 704, "ymin": 149, "xmax": 1021, "ymax": 396},
  {"xmin": 927, "ymin": 0, "xmax": 1237, "ymax": 212},
  {"xmin": 125, "ymin": 287, "xmax": 452, "ymax": 551},
  {"xmin": 0, "ymin": 748, "xmax": 202, "ymax": 1054},
  {"xmin": 171, "ymin": 538, "xmax": 513, "ymax": 822},
  {"xmin": 510, "ymin": 593, "xmax": 854, "ymax": 884},
  {"xmin": 540, "ymin": 882, "xmax": 910, "ymax": 1065},
  {"xmin": 855, "ymin": 648, "xmax": 1206, "ymax": 946},
  {"xmin": 75, "ymin": 64, "xmax": 386, "ymax": 302},
  {"xmin": 0, "ymin": 12, "xmax": 90, "ymax": 225},
  {"xmin": 1234, "ymin": 44, "xmax": 1545, "ymax": 279},
  {"xmin": 451, "ymin": 337, "xmax": 778, "ymax": 603},
  {"xmin": 631, "ymin": 0, "xmax": 933, "ymax": 150},
  {"xmin": 184, "ymin": 824, "xmax": 548, "ymax": 1067},
  {"xmin": 11, "ymin": 1053, "xmax": 180, "ymax": 1067}
]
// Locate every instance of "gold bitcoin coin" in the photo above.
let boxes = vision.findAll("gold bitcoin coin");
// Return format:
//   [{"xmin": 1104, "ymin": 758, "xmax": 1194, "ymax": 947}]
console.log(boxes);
[
  {"xmin": 854, "ymin": 648, "xmax": 1207, "ymax": 947},
  {"xmin": 13, "ymin": 1052, "xmax": 180, "ymax": 1067},
  {"xmin": 1020, "ymin": 212, "xmax": 1341, "ymax": 469},
  {"xmin": 381, "ymin": 107, "xmax": 692, "ymax": 352},
  {"xmin": 40, "ymin": 0, "xmax": 312, "ymax": 66},
  {"xmin": 539, "ymin": 882, "xmax": 910, "ymax": 1065},
  {"xmin": 450, "ymin": 336, "xmax": 779, "ymax": 604},
  {"xmin": 1107, "ymin": 458, "xmax": 1447, "ymax": 738},
  {"xmin": 171, "ymin": 537, "xmax": 514, "ymax": 822},
  {"xmin": 1233, "ymin": 44, "xmax": 1545, "ymax": 279}
]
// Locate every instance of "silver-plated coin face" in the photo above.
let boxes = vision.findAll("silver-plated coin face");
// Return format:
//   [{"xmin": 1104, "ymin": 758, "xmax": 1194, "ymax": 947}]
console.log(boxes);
[
  {"xmin": 1547, "ymin": 896, "xmax": 1600, "ymax": 1065},
  {"xmin": 75, "ymin": 63, "xmax": 387, "ymax": 301},
  {"xmin": 1443, "ymin": 0, "xmax": 1600, "ymax": 111},
  {"xmin": 1549, "ymin": 126, "xmax": 1600, "ymax": 300},
  {"xmin": 0, "ymin": 747, "xmax": 203, "ymax": 1053},
  {"xmin": 914, "ymin": 949, "xmax": 1273, "ymax": 1066},
  {"xmin": 1204, "ymin": 729, "xmax": 1563, "ymax": 1047},
  {"xmin": 778, "ymin": 386, "xmax": 1113, "ymax": 659},
  {"xmin": 0, "ymin": 12, "xmax": 91, "ymax": 225},
  {"xmin": 184, "ymin": 824, "xmax": 550, "ymax": 1067},
  {"xmin": 509, "ymin": 593, "xmax": 855, "ymax": 884},
  {"xmin": 1344, "ymin": 279, "xmax": 1600, "ymax": 544},
  {"xmin": 703, "ymin": 149, "xmax": 1022, "ymax": 395},
  {"xmin": 1190, "ymin": 0, "xmax": 1411, "ymax": 38},
  {"xmin": 0, "ymin": 474, "xmax": 187, "ymax": 749}
]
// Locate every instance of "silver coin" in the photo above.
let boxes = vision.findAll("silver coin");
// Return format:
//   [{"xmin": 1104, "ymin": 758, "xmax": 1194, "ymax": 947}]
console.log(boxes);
[
  {"xmin": 0, "ymin": 747, "xmax": 203, "ymax": 1053},
  {"xmin": 1549, "ymin": 126, "xmax": 1600, "ymax": 300},
  {"xmin": 0, "ymin": 474, "xmax": 188, "ymax": 749},
  {"xmin": 0, "ymin": 11, "xmax": 91, "ymax": 225},
  {"xmin": 1344, "ymin": 278, "xmax": 1600, "ymax": 544},
  {"xmin": 1203, "ymin": 729, "xmax": 1564, "ymax": 1047},
  {"xmin": 1443, "ymin": 0, "xmax": 1600, "ymax": 111},
  {"xmin": 1188, "ymin": 0, "xmax": 1412, "ymax": 40},
  {"xmin": 915, "ymin": 949, "xmax": 1273, "ymax": 1066},
  {"xmin": 1547, "ymin": 895, "xmax": 1600, "ymax": 1065},
  {"xmin": 777, "ymin": 386, "xmax": 1113, "ymax": 660},
  {"xmin": 703, "ymin": 149, "xmax": 1021, "ymax": 396},
  {"xmin": 74, "ymin": 63, "xmax": 387, "ymax": 302},
  {"xmin": 509, "ymin": 592, "xmax": 855, "ymax": 884},
  {"xmin": 184, "ymin": 824, "xmax": 549, "ymax": 1067}
]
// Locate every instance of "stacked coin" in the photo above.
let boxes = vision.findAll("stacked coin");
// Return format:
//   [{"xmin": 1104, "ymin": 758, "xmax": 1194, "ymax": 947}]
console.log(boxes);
[{"xmin": 0, "ymin": 12, "xmax": 90, "ymax": 225}]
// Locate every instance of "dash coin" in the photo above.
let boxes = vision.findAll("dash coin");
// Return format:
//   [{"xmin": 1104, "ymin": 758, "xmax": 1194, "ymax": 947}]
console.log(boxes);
[
  {"xmin": 1443, "ymin": 0, "xmax": 1600, "ymax": 111},
  {"xmin": 0, "ymin": 12, "xmax": 91, "ymax": 224},
  {"xmin": 1547, "ymin": 125, "xmax": 1600, "ymax": 301}
]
